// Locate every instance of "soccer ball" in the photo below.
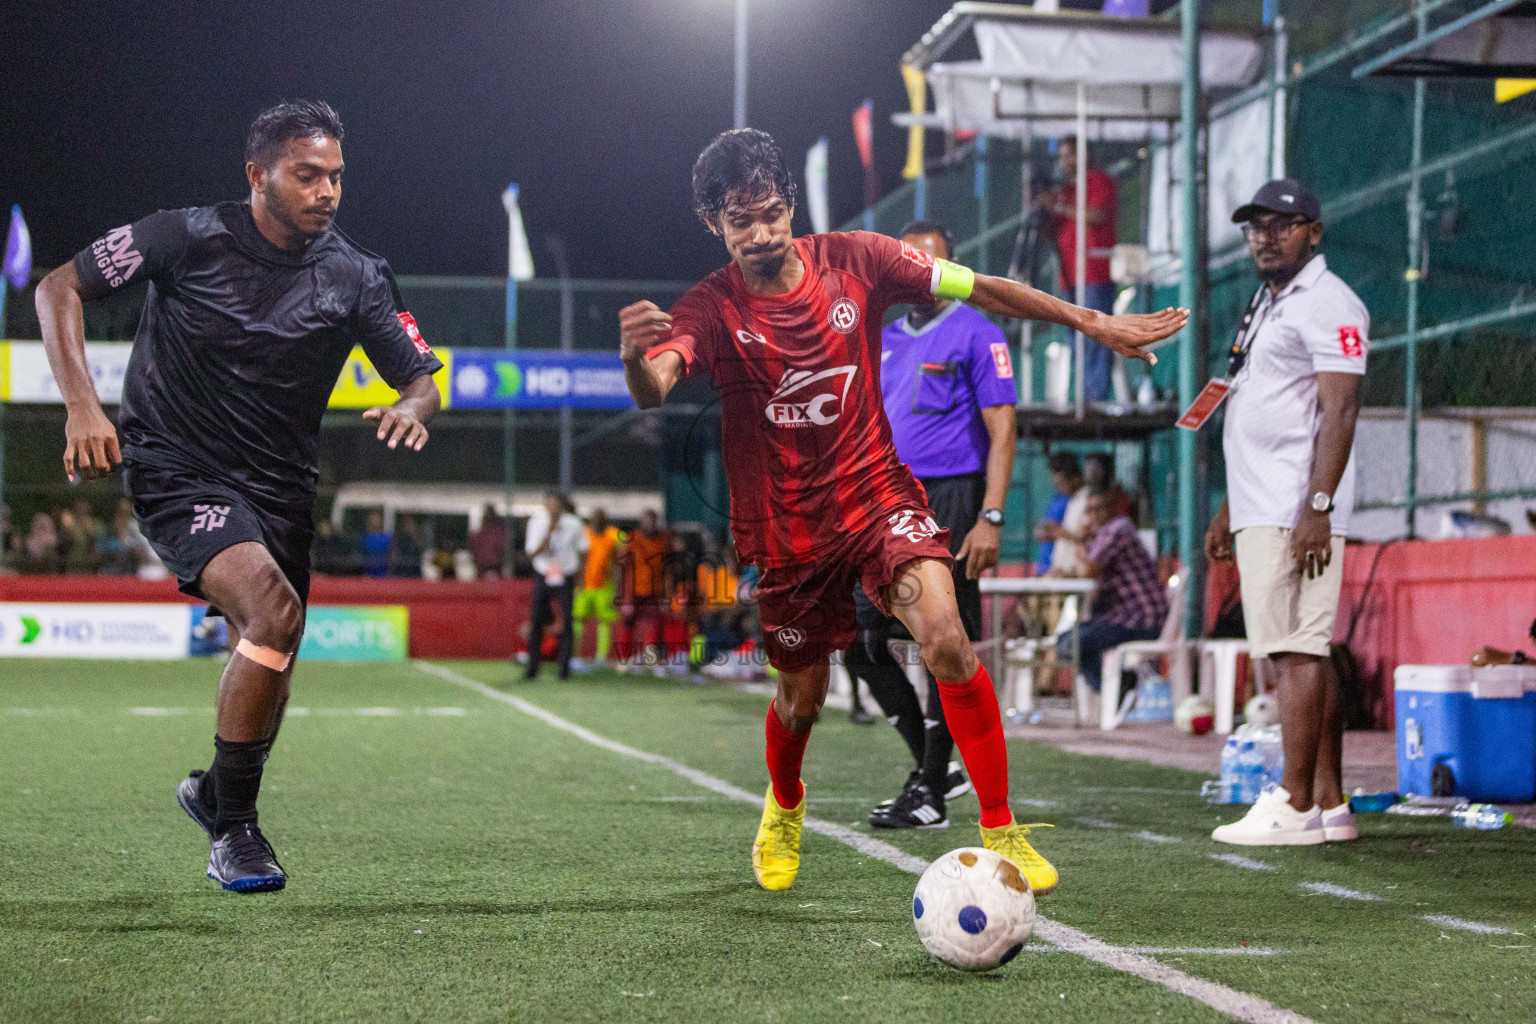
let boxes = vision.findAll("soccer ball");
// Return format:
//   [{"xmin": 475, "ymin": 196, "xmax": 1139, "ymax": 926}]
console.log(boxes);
[
  {"xmin": 1243, "ymin": 693, "xmax": 1279, "ymax": 730},
  {"xmin": 912, "ymin": 847, "xmax": 1036, "ymax": 972},
  {"xmin": 1174, "ymin": 695, "xmax": 1215, "ymax": 735}
]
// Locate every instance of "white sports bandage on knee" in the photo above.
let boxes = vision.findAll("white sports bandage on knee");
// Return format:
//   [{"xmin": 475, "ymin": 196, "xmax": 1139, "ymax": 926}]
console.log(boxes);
[{"xmin": 235, "ymin": 638, "xmax": 293, "ymax": 672}]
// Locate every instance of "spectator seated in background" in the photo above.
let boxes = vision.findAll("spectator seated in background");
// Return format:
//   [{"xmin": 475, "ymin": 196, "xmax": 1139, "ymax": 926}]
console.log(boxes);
[
  {"xmin": 470, "ymin": 504, "xmax": 507, "ymax": 579},
  {"xmin": 1084, "ymin": 451, "xmax": 1133, "ymax": 521},
  {"xmin": 1034, "ymin": 451, "xmax": 1082, "ymax": 577},
  {"xmin": 312, "ymin": 517, "xmax": 362, "ymax": 576},
  {"xmin": 618, "ymin": 509, "xmax": 670, "ymax": 669},
  {"xmin": 392, "ymin": 514, "xmax": 425, "ymax": 578},
  {"xmin": 696, "ymin": 539, "xmax": 750, "ymax": 666},
  {"xmin": 97, "ymin": 499, "xmax": 147, "ymax": 576},
  {"xmin": 59, "ymin": 501, "xmax": 105, "ymax": 575},
  {"xmin": 1055, "ymin": 489, "xmax": 1167, "ymax": 693},
  {"xmin": 361, "ymin": 510, "xmax": 392, "ymax": 578},
  {"xmin": 10, "ymin": 513, "xmax": 63, "ymax": 575}
]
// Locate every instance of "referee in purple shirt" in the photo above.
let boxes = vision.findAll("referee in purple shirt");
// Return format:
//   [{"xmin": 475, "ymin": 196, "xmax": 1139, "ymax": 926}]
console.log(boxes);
[{"xmin": 847, "ymin": 220, "xmax": 1020, "ymax": 830}]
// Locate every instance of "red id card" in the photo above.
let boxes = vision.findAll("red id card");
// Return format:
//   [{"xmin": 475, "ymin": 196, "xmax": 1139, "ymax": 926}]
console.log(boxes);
[{"xmin": 1176, "ymin": 378, "xmax": 1232, "ymax": 431}]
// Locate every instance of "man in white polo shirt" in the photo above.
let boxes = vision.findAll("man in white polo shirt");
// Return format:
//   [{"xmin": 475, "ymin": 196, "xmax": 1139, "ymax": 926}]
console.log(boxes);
[{"xmin": 1205, "ymin": 180, "xmax": 1367, "ymax": 847}]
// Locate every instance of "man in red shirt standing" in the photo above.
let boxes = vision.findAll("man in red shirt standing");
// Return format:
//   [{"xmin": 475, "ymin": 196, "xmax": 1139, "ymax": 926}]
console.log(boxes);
[
  {"xmin": 620, "ymin": 129, "xmax": 1185, "ymax": 895},
  {"xmin": 1041, "ymin": 137, "xmax": 1118, "ymax": 402}
]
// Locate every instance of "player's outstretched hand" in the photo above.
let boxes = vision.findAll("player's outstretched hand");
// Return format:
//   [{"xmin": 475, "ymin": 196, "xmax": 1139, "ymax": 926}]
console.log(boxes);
[
  {"xmin": 619, "ymin": 301, "xmax": 673, "ymax": 363},
  {"xmin": 1082, "ymin": 307, "xmax": 1189, "ymax": 364},
  {"xmin": 363, "ymin": 406, "xmax": 429, "ymax": 451},
  {"xmin": 62, "ymin": 406, "xmax": 122, "ymax": 483}
]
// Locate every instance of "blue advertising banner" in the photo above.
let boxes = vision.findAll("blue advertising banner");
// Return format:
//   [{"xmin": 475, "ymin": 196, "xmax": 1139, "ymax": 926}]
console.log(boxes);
[{"xmin": 449, "ymin": 350, "xmax": 634, "ymax": 410}]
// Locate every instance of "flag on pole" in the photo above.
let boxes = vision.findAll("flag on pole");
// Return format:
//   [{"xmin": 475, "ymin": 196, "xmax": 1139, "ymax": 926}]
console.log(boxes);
[
  {"xmin": 805, "ymin": 138, "xmax": 829, "ymax": 235},
  {"xmin": 852, "ymin": 100, "xmax": 880, "ymax": 213},
  {"xmin": 901, "ymin": 65, "xmax": 927, "ymax": 181},
  {"xmin": 4, "ymin": 206, "xmax": 31, "ymax": 290},
  {"xmin": 501, "ymin": 185, "xmax": 535, "ymax": 281}
]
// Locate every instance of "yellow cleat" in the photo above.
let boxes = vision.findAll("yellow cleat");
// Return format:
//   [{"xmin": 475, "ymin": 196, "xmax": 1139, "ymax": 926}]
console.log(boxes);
[
  {"xmin": 752, "ymin": 784, "xmax": 806, "ymax": 891},
  {"xmin": 980, "ymin": 817, "xmax": 1059, "ymax": 896}
]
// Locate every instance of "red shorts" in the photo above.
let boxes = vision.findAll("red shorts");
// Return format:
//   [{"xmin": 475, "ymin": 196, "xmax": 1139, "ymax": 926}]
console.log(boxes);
[{"xmin": 755, "ymin": 508, "xmax": 953, "ymax": 673}]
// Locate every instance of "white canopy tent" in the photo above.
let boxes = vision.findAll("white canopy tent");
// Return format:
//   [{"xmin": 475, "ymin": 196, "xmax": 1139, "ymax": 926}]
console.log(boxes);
[{"xmin": 895, "ymin": 4, "xmax": 1269, "ymax": 415}]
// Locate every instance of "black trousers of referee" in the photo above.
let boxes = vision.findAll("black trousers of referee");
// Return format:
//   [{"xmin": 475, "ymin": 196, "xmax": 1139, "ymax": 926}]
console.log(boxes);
[
  {"xmin": 847, "ymin": 472, "xmax": 986, "ymax": 799},
  {"xmin": 527, "ymin": 575, "xmax": 576, "ymax": 679}
]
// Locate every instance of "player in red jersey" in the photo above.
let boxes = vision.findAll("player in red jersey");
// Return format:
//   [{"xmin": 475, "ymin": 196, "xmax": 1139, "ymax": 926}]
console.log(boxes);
[{"xmin": 620, "ymin": 130, "xmax": 1186, "ymax": 894}]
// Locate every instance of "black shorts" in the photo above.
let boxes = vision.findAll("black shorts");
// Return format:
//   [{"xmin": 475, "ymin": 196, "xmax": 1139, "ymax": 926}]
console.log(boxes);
[
  {"xmin": 853, "ymin": 471, "xmax": 984, "ymax": 641},
  {"xmin": 125, "ymin": 462, "xmax": 314, "ymax": 605}
]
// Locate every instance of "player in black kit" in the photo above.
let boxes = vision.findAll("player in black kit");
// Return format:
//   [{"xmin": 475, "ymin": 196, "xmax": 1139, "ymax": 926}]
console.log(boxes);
[{"xmin": 35, "ymin": 100, "xmax": 443, "ymax": 893}]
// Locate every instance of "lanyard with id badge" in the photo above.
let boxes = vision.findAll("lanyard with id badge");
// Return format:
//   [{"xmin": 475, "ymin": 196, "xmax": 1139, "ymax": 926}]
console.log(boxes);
[{"xmin": 1175, "ymin": 286, "xmax": 1270, "ymax": 431}]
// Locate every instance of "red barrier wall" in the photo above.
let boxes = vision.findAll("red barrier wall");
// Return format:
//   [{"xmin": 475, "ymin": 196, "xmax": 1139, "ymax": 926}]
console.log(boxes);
[
  {"xmin": 0, "ymin": 575, "xmax": 532, "ymax": 660},
  {"xmin": 1205, "ymin": 535, "xmax": 1536, "ymax": 728}
]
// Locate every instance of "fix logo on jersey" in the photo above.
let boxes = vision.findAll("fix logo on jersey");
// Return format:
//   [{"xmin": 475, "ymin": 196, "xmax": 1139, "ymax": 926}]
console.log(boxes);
[
  {"xmin": 90, "ymin": 225, "xmax": 144, "ymax": 289},
  {"xmin": 397, "ymin": 312, "xmax": 431, "ymax": 355},
  {"xmin": 827, "ymin": 296, "xmax": 861, "ymax": 335},
  {"xmin": 764, "ymin": 365, "xmax": 858, "ymax": 428},
  {"xmin": 190, "ymin": 504, "xmax": 231, "ymax": 535},
  {"xmin": 888, "ymin": 509, "xmax": 941, "ymax": 544},
  {"xmin": 1338, "ymin": 325, "xmax": 1364, "ymax": 358}
]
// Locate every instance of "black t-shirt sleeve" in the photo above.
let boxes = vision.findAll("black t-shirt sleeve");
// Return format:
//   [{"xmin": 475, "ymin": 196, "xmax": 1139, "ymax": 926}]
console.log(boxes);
[
  {"xmin": 353, "ymin": 257, "xmax": 444, "ymax": 390},
  {"xmin": 72, "ymin": 210, "xmax": 190, "ymax": 300}
]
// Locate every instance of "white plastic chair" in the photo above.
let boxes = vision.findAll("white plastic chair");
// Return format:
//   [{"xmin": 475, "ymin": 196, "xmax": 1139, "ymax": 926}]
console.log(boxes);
[
  {"xmin": 1002, "ymin": 596, "xmax": 1078, "ymax": 718},
  {"xmin": 1197, "ymin": 639, "xmax": 1271, "ymax": 734},
  {"xmin": 1092, "ymin": 575, "xmax": 1194, "ymax": 731}
]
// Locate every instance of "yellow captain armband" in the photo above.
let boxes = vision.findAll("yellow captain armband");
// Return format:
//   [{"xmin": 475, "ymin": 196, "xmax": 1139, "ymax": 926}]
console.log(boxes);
[{"xmin": 932, "ymin": 258, "xmax": 975, "ymax": 301}]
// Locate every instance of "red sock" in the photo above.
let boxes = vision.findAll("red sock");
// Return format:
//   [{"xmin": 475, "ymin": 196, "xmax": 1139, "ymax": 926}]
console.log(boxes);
[
  {"xmin": 936, "ymin": 664, "xmax": 1012, "ymax": 829},
  {"xmin": 764, "ymin": 701, "xmax": 808, "ymax": 809}
]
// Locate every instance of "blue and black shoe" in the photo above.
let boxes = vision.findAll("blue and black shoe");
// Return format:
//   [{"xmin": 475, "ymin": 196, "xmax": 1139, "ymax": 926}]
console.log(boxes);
[
  {"xmin": 207, "ymin": 822, "xmax": 287, "ymax": 893},
  {"xmin": 176, "ymin": 770, "xmax": 217, "ymax": 839}
]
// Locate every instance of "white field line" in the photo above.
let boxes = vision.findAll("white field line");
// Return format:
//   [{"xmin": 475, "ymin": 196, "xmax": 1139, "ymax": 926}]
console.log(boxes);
[
  {"xmin": 1025, "ymin": 945, "xmax": 1285, "ymax": 957},
  {"xmin": 414, "ymin": 660, "xmax": 1318, "ymax": 1024},
  {"xmin": 1423, "ymin": 915, "xmax": 1520, "ymax": 935},
  {"xmin": 1210, "ymin": 854, "xmax": 1280, "ymax": 872},
  {"xmin": 1298, "ymin": 882, "xmax": 1382, "ymax": 902},
  {"xmin": 1128, "ymin": 831, "xmax": 1183, "ymax": 844}
]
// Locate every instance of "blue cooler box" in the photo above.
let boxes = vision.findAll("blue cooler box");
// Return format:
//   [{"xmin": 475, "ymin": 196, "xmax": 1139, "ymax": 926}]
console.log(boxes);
[{"xmin": 1394, "ymin": 665, "xmax": 1536, "ymax": 803}]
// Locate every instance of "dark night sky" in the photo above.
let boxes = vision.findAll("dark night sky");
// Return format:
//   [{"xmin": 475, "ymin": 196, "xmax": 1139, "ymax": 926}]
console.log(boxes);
[{"xmin": 1, "ymin": 0, "xmax": 1004, "ymax": 282}]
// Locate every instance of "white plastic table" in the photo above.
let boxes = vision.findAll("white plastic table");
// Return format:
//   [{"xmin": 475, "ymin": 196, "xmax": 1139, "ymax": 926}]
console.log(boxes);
[{"xmin": 978, "ymin": 576, "xmax": 1096, "ymax": 721}]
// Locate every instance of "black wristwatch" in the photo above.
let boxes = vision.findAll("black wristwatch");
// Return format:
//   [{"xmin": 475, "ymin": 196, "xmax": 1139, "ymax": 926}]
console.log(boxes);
[{"xmin": 980, "ymin": 508, "xmax": 1005, "ymax": 527}]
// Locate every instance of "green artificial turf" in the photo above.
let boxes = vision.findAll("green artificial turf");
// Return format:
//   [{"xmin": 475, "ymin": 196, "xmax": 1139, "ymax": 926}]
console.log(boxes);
[{"xmin": 2, "ymin": 658, "xmax": 1533, "ymax": 1023}]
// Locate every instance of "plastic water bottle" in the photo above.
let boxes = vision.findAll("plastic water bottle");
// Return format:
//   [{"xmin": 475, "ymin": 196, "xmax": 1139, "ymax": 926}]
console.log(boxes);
[
  {"xmin": 1219, "ymin": 736, "xmax": 1242, "ymax": 803},
  {"xmin": 1450, "ymin": 802, "xmax": 1513, "ymax": 830},
  {"xmin": 1237, "ymin": 739, "xmax": 1264, "ymax": 804},
  {"xmin": 1258, "ymin": 725, "xmax": 1285, "ymax": 790}
]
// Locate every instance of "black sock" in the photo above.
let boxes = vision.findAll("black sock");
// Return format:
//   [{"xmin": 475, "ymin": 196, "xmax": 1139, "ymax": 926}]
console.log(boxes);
[
  {"xmin": 920, "ymin": 673, "xmax": 956, "ymax": 797},
  {"xmin": 196, "ymin": 761, "xmax": 218, "ymax": 812},
  {"xmin": 847, "ymin": 630, "xmax": 926, "ymax": 764},
  {"xmin": 213, "ymin": 735, "xmax": 272, "ymax": 837}
]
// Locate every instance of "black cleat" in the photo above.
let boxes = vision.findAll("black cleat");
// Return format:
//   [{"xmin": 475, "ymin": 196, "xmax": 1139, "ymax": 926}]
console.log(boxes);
[
  {"xmin": 869, "ymin": 784, "xmax": 948, "ymax": 830},
  {"xmin": 177, "ymin": 770, "xmax": 217, "ymax": 840},
  {"xmin": 872, "ymin": 769, "xmax": 922, "ymax": 816},
  {"xmin": 943, "ymin": 761, "xmax": 973, "ymax": 801},
  {"xmin": 207, "ymin": 823, "xmax": 287, "ymax": 893}
]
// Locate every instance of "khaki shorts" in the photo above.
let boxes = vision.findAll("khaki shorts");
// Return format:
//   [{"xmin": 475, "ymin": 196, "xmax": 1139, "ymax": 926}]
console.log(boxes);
[{"xmin": 1234, "ymin": 526, "xmax": 1346, "ymax": 659}]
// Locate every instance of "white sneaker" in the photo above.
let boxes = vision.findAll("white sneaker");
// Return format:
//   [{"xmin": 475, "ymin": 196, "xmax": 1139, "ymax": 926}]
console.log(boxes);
[
  {"xmin": 1321, "ymin": 802, "xmax": 1359, "ymax": 842},
  {"xmin": 1211, "ymin": 784, "xmax": 1325, "ymax": 846}
]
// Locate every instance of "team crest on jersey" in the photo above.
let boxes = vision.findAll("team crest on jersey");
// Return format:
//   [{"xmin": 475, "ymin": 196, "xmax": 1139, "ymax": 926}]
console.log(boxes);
[
  {"xmin": 888, "ymin": 509, "xmax": 941, "ymax": 544},
  {"xmin": 776, "ymin": 626, "xmax": 805, "ymax": 649},
  {"xmin": 764, "ymin": 365, "xmax": 857, "ymax": 428},
  {"xmin": 827, "ymin": 296, "xmax": 861, "ymax": 334}
]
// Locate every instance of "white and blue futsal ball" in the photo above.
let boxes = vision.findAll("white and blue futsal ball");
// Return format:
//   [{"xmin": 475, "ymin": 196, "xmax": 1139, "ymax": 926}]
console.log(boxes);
[{"xmin": 912, "ymin": 847, "xmax": 1036, "ymax": 972}]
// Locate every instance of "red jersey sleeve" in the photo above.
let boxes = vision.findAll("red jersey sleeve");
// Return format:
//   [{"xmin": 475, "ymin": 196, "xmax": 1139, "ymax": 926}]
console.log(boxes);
[
  {"xmin": 850, "ymin": 230, "xmax": 940, "ymax": 309},
  {"xmin": 649, "ymin": 283, "xmax": 723, "ymax": 377}
]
